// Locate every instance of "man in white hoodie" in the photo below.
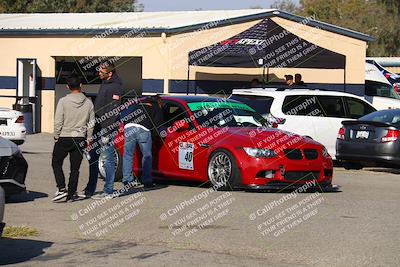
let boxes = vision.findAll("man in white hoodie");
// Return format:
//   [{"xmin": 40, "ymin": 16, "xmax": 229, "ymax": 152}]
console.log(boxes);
[{"xmin": 51, "ymin": 75, "xmax": 95, "ymax": 202}]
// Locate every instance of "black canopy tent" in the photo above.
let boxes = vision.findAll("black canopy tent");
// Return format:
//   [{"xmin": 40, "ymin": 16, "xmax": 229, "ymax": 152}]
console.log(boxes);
[{"xmin": 187, "ymin": 18, "xmax": 346, "ymax": 94}]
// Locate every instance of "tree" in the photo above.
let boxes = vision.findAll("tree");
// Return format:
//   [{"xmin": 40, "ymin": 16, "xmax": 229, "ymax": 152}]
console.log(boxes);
[
  {"xmin": 271, "ymin": 0, "xmax": 299, "ymax": 13},
  {"xmin": 0, "ymin": 0, "xmax": 143, "ymax": 13},
  {"xmin": 270, "ymin": 0, "xmax": 400, "ymax": 56}
]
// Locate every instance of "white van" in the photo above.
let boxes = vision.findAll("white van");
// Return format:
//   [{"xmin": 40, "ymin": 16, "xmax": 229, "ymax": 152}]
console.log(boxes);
[{"xmin": 230, "ymin": 88, "xmax": 377, "ymax": 159}]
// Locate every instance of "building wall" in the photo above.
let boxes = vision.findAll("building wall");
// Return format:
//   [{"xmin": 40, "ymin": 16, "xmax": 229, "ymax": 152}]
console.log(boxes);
[
  {"xmin": 0, "ymin": 36, "xmax": 167, "ymax": 132},
  {"xmin": 0, "ymin": 16, "xmax": 368, "ymax": 133}
]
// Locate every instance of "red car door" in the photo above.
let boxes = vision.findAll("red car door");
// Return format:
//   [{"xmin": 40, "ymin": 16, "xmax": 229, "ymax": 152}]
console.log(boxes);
[{"xmin": 156, "ymin": 101, "xmax": 206, "ymax": 181}]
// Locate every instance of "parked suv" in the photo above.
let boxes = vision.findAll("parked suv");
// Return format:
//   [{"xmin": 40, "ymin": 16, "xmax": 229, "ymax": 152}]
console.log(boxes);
[{"xmin": 230, "ymin": 88, "xmax": 377, "ymax": 159}]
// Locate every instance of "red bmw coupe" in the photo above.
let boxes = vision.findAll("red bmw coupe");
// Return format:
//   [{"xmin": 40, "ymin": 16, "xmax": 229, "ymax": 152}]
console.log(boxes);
[{"xmin": 100, "ymin": 96, "xmax": 333, "ymax": 191}]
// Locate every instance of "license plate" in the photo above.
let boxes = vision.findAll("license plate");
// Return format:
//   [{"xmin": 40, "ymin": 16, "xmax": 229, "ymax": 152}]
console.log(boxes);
[
  {"xmin": 0, "ymin": 131, "xmax": 16, "ymax": 137},
  {"xmin": 356, "ymin": 130, "xmax": 369, "ymax": 139}
]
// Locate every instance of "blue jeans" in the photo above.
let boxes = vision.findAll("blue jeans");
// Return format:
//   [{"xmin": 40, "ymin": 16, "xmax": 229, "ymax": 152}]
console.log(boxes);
[
  {"xmin": 122, "ymin": 127, "xmax": 152, "ymax": 185},
  {"xmin": 102, "ymin": 138, "xmax": 116, "ymax": 194}
]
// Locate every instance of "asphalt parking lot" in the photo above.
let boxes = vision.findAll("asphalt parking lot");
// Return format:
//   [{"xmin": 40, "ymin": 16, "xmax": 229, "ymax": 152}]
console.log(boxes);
[{"xmin": 1, "ymin": 133, "xmax": 399, "ymax": 267}]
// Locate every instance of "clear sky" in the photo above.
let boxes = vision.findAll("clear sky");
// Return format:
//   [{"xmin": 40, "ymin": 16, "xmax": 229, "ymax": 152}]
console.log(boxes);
[{"xmin": 141, "ymin": 0, "xmax": 299, "ymax": 11}]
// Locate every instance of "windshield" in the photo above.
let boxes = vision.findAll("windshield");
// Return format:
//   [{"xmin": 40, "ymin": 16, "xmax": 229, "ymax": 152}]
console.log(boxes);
[
  {"xmin": 229, "ymin": 94, "xmax": 274, "ymax": 117},
  {"xmin": 187, "ymin": 101, "xmax": 268, "ymax": 128},
  {"xmin": 360, "ymin": 110, "xmax": 400, "ymax": 126},
  {"xmin": 365, "ymin": 81, "xmax": 400, "ymax": 100}
]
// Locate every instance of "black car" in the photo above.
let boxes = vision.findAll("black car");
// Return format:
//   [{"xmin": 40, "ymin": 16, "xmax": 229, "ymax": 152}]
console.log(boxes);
[
  {"xmin": 0, "ymin": 137, "xmax": 27, "ymax": 195},
  {"xmin": 336, "ymin": 109, "xmax": 400, "ymax": 169}
]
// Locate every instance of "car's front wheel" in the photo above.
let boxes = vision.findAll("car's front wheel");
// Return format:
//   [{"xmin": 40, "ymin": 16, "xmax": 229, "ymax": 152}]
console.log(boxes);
[
  {"xmin": 98, "ymin": 149, "xmax": 122, "ymax": 182},
  {"xmin": 207, "ymin": 149, "xmax": 241, "ymax": 191}
]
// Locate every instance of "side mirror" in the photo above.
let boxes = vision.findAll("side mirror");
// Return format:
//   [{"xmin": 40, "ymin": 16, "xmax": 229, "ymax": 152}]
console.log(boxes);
[{"xmin": 173, "ymin": 120, "xmax": 189, "ymax": 132}]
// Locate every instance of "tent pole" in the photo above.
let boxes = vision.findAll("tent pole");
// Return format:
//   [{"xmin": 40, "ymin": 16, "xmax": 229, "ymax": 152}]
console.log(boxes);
[
  {"xmin": 343, "ymin": 59, "xmax": 347, "ymax": 93},
  {"xmin": 262, "ymin": 66, "xmax": 265, "ymax": 88},
  {"xmin": 186, "ymin": 64, "xmax": 190, "ymax": 95}
]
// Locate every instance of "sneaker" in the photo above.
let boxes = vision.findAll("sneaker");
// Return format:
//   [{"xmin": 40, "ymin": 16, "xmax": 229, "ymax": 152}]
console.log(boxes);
[
  {"xmin": 52, "ymin": 189, "xmax": 68, "ymax": 201},
  {"xmin": 91, "ymin": 192, "xmax": 116, "ymax": 200},
  {"xmin": 123, "ymin": 180, "xmax": 142, "ymax": 187},
  {"xmin": 66, "ymin": 193, "xmax": 81, "ymax": 203},
  {"xmin": 77, "ymin": 190, "xmax": 93, "ymax": 199},
  {"xmin": 143, "ymin": 183, "xmax": 156, "ymax": 189},
  {"xmin": 132, "ymin": 180, "xmax": 143, "ymax": 187}
]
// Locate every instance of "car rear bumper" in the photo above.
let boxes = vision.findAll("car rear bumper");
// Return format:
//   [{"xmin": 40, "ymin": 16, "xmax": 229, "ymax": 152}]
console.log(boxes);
[
  {"xmin": 336, "ymin": 140, "xmax": 400, "ymax": 166},
  {"xmin": 0, "ymin": 127, "xmax": 26, "ymax": 144}
]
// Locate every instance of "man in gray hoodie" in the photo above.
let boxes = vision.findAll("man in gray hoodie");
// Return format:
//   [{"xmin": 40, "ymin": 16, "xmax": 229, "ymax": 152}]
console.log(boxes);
[{"xmin": 51, "ymin": 75, "xmax": 95, "ymax": 202}]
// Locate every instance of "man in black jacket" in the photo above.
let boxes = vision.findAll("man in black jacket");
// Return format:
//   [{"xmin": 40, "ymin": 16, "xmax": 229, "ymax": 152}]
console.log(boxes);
[
  {"xmin": 91, "ymin": 61, "xmax": 123, "ymax": 199},
  {"xmin": 121, "ymin": 95, "xmax": 163, "ymax": 188}
]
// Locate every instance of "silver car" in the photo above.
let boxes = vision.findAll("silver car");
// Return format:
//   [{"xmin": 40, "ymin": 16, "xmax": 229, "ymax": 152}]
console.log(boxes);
[
  {"xmin": 0, "ymin": 137, "xmax": 27, "ymax": 195},
  {"xmin": 0, "ymin": 185, "xmax": 5, "ymax": 236}
]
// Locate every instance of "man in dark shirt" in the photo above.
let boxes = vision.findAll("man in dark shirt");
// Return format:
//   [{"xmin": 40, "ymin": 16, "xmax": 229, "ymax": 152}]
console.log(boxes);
[
  {"xmin": 295, "ymin": 73, "xmax": 306, "ymax": 87},
  {"xmin": 284, "ymin": 74, "xmax": 295, "ymax": 87},
  {"xmin": 121, "ymin": 95, "xmax": 163, "ymax": 188},
  {"xmin": 91, "ymin": 61, "xmax": 123, "ymax": 199}
]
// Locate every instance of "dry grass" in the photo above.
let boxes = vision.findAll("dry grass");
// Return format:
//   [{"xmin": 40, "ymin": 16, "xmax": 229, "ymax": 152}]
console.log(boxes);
[{"xmin": 2, "ymin": 225, "xmax": 39, "ymax": 238}]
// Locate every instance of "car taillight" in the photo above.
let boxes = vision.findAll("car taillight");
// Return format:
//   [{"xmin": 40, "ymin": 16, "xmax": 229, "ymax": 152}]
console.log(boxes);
[
  {"xmin": 15, "ymin": 115, "xmax": 24, "ymax": 123},
  {"xmin": 337, "ymin": 127, "xmax": 345, "ymax": 140},
  {"xmin": 381, "ymin": 129, "xmax": 400, "ymax": 143}
]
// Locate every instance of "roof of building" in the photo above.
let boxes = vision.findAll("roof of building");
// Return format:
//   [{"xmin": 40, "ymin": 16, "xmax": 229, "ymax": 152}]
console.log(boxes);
[
  {"xmin": 231, "ymin": 88, "xmax": 368, "ymax": 99},
  {"xmin": 367, "ymin": 57, "xmax": 400, "ymax": 67},
  {"xmin": 0, "ymin": 9, "xmax": 373, "ymax": 41}
]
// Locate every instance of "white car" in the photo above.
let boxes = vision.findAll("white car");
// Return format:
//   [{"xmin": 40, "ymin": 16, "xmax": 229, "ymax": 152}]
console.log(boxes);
[
  {"xmin": 230, "ymin": 88, "xmax": 377, "ymax": 159},
  {"xmin": 0, "ymin": 108, "xmax": 26, "ymax": 145}
]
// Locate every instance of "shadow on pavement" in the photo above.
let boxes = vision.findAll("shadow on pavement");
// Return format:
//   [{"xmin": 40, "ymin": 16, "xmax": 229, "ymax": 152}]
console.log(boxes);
[
  {"xmin": 120, "ymin": 184, "xmax": 168, "ymax": 195},
  {"xmin": 155, "ymin": 179, "xmax": 208, "ymax": 188},
  {"xmin": 367, "ymin": 168, "xmax": 400, "ymax": 175},
  {"xmin": 0, "ymin": 238, "xmax": 53, "ymax": 265},
  {"xmin": 6, "ymin": 191, "xmax": 48, "ymax": 203}
]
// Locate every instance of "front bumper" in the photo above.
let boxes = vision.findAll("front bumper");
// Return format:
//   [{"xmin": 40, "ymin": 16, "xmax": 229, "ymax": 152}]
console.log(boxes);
[
  {"xmin": 0, "ymin": 155, "xmax": 28, "ymax": 195},
  {"xmin": 238, "ymin": 182, "xmax": 336, "ymax": 192},
  {"xmin": 234, "ymin": 148, "xmax": 333, "ymax": 189}
]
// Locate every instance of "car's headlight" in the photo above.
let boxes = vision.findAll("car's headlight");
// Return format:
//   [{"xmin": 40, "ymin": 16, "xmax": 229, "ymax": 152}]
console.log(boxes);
[
  {"xmin": 243, "ymin": 147, "xmax": 277, "ymax": 158},
  {"xmin": 322, "ymin": 147, "xmax": 330, "ymax": 158}
]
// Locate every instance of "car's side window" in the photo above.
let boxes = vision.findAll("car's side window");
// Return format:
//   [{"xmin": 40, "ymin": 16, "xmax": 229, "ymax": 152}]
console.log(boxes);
[
  {"xmin": 316, "ymin": 96, "xmax": 345, "ymax": 118},
  {"xmin": 282, "ymin": 95, "xmax": 323, "ymax": 116},
  {"xmin": 162, "ymin": 102, "xmax": 190, "ymax": 128},
  {"xmin": 344, "ymin": 97, "xmax": 376, "ymax": 119}
]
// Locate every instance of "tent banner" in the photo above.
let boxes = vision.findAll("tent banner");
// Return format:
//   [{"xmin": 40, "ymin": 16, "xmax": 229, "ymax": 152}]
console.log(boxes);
[{"xmin": 188, "ymin": 18, "xmax": 345, "ymax": 69}]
